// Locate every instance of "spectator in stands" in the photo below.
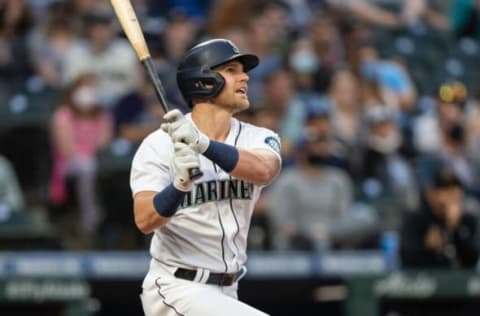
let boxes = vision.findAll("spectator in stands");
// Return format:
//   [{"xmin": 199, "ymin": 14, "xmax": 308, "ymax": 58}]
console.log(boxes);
[
  {"xmin": 419, "ymin": 122, "xmax": 480, "ymax": 198},
  {"xmin": 268, "ymin": 106, "xmax": 377, "ymax": 251},
  {"xmin": 260, "ymin": 68, "xmax": 307, "ymax": 162},
  {"xmin": 71, "ymin": 0, "xmax": 112, "ymax": 18},
  {"xmin": 113, "ymin": 72, "xmax": 164, "ymax": 144},
  {"xmin": 29, "ymin": 3, "xmax": 78, "ymax": 89},
  {"xmin": 206, "ymin": 0, "xmax": 252, "ymax": 37},
  {"xmin": 61, "ymin": 11, "xmax": 140, "ymax": 107},
  {"xmin": 287, "ymin": 35, "xmax": 322, "ymax": 96},
  {"xmin": 248, "ymin": 105, "xmax": 281, "ymax": 133},
  {"xmin": 247, "ymin": 0, "xmax": 289, "ymax": 61},
  {"xmin": 451, "ymin": 0, "xmax": 480, "ymax": 39},
  {"xmin": 284, "ymin": 34, "xmax": 352, "ymax": 168},
  {"xmin": 0, "ymin": 0, "xmax": 35, "ymax": 93},
  {"xmin": 244, "ymin": 1, "xmax": 289, "ymax": 102},
  {"xmin": 326, "ymin": 68, "xmax": 364, "ymax": 177},
  {"xmin": 414, "ymin": 81, "xmax": 467, "ymax": 154},
  {"xmin": 49, "ymin": 73, "xmax": 112, "ymax": 246},
  {"xmin": 309, "ymin": 13, "xmax": 345, "ymax": 93},
  {"xmin": 414, "ymin": 81, "xmax": 479, "ymax": 198},
  {"xmin": 400, "ymin": 167, "xmax": 479, "ymax": 268},
  {"xmin": 329, "ymin": 0, "xmax": 449, "ymax": 30},
  {"xmin": 148, "ymin": 0, "xmax": 211, "ymax": 20},
  {"xmin": 0, "ymin": 155, "xmax": 25, "ymax": 211},
  {"xmin": 141, "ymin": 9, "xmax": 198, "ymax": 111},
  {"xmin": 356, "ymin": 44, "xmax": 417, "ymax": 113},
  {"xmin": 465, "ymin": 90, "xmax": 480, "ymax": 183},
  {"xmin": 358, "ymin": 106, "xmax": 419, "ymax": 232},
  {"xmin": 161, "ymin": 9, "xmax": 198, "ymax": 64}
]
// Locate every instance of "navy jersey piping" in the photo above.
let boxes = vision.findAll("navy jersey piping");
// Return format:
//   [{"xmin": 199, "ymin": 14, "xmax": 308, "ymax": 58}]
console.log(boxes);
[
  {"xmin": 230, "ymin": 122, "xmax": 242, "ymax": 271},
  {"xmin": 155, "ymin": 277, "xmax": 185, "ymax": 316},
  {"xmin": 212, "ymin": 160, "xmax": 228, "ymax": 273}
]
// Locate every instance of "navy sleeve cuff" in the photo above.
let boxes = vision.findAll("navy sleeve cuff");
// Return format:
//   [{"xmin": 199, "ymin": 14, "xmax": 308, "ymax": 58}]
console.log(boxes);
[
  {"xmin": 153, "ymin": 184, "xmax": 186, "ymax": 217},
  {"xmin": 203, "ymin": 141, "xmax": 239, "ymax": 172}
]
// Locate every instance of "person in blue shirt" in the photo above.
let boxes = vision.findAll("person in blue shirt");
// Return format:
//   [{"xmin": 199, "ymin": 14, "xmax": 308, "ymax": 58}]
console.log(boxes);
[{"xmin": 113, "ymin": 74, "xmax": 165, "ymax": 144}]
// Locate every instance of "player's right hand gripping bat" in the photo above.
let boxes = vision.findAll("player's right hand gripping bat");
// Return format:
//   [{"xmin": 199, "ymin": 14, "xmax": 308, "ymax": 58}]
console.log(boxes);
[{"xmin": 110, "ymin": 0, "xmax": 203, "ymax": 180}]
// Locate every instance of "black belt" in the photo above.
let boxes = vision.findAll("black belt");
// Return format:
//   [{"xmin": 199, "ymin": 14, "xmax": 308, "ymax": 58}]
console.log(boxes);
[{"xmin": 174, "ymin": 268, "xmax": 242, "ymax": 286}]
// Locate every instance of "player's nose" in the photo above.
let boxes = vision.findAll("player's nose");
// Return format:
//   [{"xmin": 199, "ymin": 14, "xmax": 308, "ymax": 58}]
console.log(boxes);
[{"xmin": 239, "ymin": 72, "xmax": 249, "ymax": 82}]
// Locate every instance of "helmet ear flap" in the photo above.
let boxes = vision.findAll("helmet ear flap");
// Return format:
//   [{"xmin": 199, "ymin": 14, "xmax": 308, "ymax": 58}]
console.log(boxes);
[{"xmin": 177, "ymin": 69, "xmax": 225, "ymax": 106}]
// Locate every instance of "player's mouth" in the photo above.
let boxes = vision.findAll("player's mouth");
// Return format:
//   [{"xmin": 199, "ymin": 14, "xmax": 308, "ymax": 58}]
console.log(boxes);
[{"xmin": 236, "ymin": 87, "xmax": 248, "ymax": 97}]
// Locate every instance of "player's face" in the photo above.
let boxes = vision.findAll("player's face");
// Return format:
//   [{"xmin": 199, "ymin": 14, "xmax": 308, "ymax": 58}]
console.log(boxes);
[{"xmin": 213, "ymin": 61, "xmax": 250, "ymax": 113}]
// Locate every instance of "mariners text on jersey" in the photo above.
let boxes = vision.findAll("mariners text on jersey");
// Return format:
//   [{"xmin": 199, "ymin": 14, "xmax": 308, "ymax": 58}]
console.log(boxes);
[{"xmin": 179, "ymin": 179, "xmax": 254, "ymax": 208}]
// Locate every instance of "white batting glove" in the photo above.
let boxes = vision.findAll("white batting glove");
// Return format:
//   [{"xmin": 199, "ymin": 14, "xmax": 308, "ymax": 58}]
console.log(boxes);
[
  {"xmin": 173, "ymin": 142, "xmax": 200, "ymax": 192},
  {"xmin": 161, "ymin": 109, "xmax": 210, "ymax": 154}
]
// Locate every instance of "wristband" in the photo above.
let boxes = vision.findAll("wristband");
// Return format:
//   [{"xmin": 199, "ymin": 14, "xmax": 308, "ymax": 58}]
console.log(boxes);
[
  {"xmin": 153, "ymin": 184, "xmax": 186, "ymax": 217},
  {"xmin": 203, "ymin": 141, "xmax": 239, "ymax": 172}
]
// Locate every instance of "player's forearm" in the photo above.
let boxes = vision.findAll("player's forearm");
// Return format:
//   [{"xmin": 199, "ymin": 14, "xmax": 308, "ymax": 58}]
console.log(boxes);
[
  {"xmin": 203, "ymin": 140, "xmax": 279, "ymax": 184},
  {"xmin": 230, "ymin": 149, "xmax": 280, "ymax": 185},
  {"xmin": 134, "ymin": 191, "xmax": 170, "ymax": 234}
]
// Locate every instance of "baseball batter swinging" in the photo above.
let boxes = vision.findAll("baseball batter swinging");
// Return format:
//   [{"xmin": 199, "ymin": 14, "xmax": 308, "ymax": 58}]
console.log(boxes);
[{"xmin": 131, "ymin": 39, "xmax": 282, "ymax": 316}]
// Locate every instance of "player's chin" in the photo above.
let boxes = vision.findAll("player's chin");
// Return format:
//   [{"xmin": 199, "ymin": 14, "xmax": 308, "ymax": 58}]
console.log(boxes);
[
  {"xmin": 236, "ymin": 97, "xmax": 250, "ymax": 110},
  {"xmin": 222, "ymin": 95, "xmax": 250, "ymax": 113}
]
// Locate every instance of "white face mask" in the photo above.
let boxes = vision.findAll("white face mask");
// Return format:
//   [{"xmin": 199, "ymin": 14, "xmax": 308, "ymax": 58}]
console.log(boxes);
[
  {"xmin": 289, "ymin": 50, "xmax": 320, "ymax": 74},
  {"xmin": 368, "ymin": 130, "xmax": 402, "ymax": 154},
  {"xmin": 72, "ymin": 86, "xmax": 98, "ymax": 110}
]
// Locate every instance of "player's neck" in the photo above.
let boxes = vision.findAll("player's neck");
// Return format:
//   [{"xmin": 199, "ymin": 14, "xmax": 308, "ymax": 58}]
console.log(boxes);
[{"xmin": 191, "ymin": 104, "xmax": 232, "ymax": 142}]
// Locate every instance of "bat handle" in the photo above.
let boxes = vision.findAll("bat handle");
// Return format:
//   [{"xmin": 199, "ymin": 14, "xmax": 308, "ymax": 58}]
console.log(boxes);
[
  {"xmin": 189, "ymin": 167, "xmax": 203, "ymax": 180},
  {"xmin": 142, "ymin": 58, "xmax": 170, "ymax": 113},
  {"xmin": 142, "ymin": 59, "xmax": 204, "ymax": 180}
]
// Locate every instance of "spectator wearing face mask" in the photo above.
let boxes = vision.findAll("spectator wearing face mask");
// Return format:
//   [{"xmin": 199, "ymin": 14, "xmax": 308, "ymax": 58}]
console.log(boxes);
[
  {"xmin": 49, "ymin": 73, "xmax": 112, "ymax": 247},
  {"xmin": 288, "ymin": 36, "xmax": 321, "ymax": 93},
  {"xmin": 414, "ymin": 81, "xmax": 480, "ymax": 200},
  {"xmin": 414, "ymin": 81, "xmax": 468, "ymax": 154},
  {"xmin": 61, "ymin": 12, "xmax": 140, "ymax": 107},
  {"xmin": 358, "ymin": 106, "xmax": 419, "ymax": 232},
  {"xmin": 268, "ymin": 105, "xmax": 378, "ymax": 251},
  {"xmin": 400, "ymin": 167, "xmax": 479, "ymax": 268}
]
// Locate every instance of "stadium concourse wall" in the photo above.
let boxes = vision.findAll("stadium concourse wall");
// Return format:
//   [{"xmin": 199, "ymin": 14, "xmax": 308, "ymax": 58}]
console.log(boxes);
[{"xmin": 0, "ymin": 251, "xmax": 479, "ymax": 316}]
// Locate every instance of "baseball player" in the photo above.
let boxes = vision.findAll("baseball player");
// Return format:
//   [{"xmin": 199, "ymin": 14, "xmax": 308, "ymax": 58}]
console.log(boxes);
[{"xmin": 130, "ymin": 39, "xmax": 282, "ymax": 316}]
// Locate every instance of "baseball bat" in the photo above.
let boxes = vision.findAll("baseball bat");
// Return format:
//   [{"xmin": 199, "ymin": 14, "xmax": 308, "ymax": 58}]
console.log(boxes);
[{"xmin": 110, "ymin": 0, "xmax": 203, "ymax": 180}]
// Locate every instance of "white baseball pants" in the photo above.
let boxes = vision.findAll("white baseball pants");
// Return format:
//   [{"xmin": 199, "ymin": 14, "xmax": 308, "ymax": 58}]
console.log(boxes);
[{"xmin": 140, "ymin": 259, "xmax": 269, "ymax": 316}]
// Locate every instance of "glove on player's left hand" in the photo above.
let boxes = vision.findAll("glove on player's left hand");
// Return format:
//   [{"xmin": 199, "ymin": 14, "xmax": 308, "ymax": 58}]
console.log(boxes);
[
  {"xmin": 161, "ymin": 109, "xmax": 210, "ymax": 154},
  {"xmin": 173, "ymin": 142, "xmax": 200, "ymax": 192}
]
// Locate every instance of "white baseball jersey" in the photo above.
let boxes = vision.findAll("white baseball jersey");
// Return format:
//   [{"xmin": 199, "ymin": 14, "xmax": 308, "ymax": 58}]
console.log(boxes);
[{"xmin": 130, "ymin": 114, "xmax": 281, "ymax": 274}]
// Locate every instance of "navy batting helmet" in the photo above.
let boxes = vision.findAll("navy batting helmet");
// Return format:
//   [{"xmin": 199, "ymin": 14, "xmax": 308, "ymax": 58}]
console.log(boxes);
[{"xmin": 177, "ymin": 38, "xmax": 259, "ymax": 106}]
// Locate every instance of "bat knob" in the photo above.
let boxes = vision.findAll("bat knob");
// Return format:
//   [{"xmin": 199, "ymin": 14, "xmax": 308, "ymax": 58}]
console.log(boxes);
[{"xmin": 189, "ymin": 167, "xmax": 203, "ymax": 180}]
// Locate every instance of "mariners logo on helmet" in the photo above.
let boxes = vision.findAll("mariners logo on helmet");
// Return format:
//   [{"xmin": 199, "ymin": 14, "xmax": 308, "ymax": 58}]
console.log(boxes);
[{"xmin": 177, "ymin": 38, "xmax": 259, "ymax": 107}]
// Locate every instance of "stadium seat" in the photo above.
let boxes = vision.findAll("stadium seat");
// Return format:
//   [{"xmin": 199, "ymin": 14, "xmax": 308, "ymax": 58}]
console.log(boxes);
[
  {"xmin": 95, "ymin": 139, "xmax": 146, "ymax": 249},
  {"xmin": 0, "ymin": 207, "xmax": 60, "ymax": 250},
  {"xmin": 0, "ymin": 89, "xmax": 61, "ymax": 205}
]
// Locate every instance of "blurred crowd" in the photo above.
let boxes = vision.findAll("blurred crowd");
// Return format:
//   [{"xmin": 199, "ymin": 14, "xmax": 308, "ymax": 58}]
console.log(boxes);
[{"xmin": 0, "ymin": 0, "xmax": 480, "ymax": 269}]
